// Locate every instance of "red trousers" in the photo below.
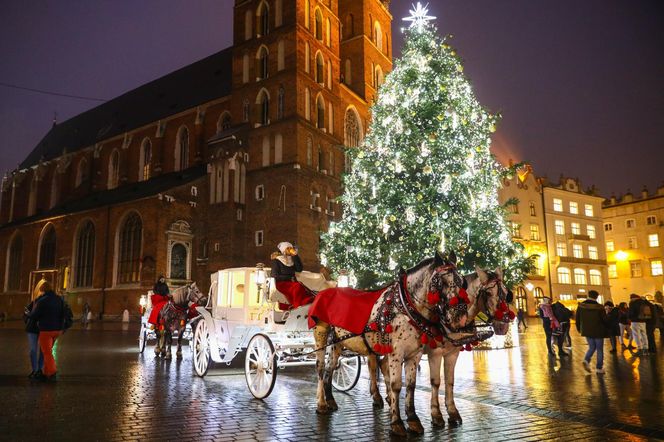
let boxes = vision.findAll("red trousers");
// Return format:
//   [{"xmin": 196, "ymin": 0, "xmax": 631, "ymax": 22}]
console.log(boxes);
[{"xmin": 38, "ymin": 331, "xmax": 61, "ymax": 376}]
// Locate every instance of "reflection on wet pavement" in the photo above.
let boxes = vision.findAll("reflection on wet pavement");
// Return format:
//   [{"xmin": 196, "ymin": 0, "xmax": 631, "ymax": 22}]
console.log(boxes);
[{"xmin": 0, "ymin": 319, "xmax": 661, "ymax": 441}]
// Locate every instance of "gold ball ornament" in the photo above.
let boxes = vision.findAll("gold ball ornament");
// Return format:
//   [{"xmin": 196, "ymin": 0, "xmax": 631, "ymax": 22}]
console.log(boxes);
[
  {"xmin": 389, "ymin": 215, "xmax": 396, "ymax": 222},
  {"xmin": 456, "ymin": 65, "xmax": 464, "ymax": 73},
  {"xmin": 489, "ymin": 124, "xmax": 497, "ymax": 133}
]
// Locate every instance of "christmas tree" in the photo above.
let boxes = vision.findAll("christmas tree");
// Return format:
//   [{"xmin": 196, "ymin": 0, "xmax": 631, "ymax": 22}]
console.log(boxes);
[{"xmin": 320, "ymin": 4, "xmax": 534, "ymax": 288}]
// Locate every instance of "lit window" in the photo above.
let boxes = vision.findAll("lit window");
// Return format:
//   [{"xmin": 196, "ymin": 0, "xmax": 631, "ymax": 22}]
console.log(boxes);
[
  {"xmin": 587, "ymin": 225, "xmax": 596, "ymax": 239},
  {"xmin": 606, "ymin": 240, "xmax": 615, "ymax": 252},
  {"xmin": 651, "ymin": 260, "xmax": 663, "ymax": 276},
  {"xmin": 553, "ymin": 198, "xmax": 563, "ymax": 212},
  {"xmin": 573, "ymin": 244, "xmax": 583, "ymax": 258},
  {"xmin": 557, "ymin": 267, "xmax": 571, "ymax": 284},
  {"xmin": 529, "ymin": 202, "xmax": 536, "ymax": 216},
  {"xmin": 574, "ymin": 268, "xmax": 586, "ymax": 285},
  {"xmin": 555, "ymin": 220, "xmax": 565, "ymax": 235},
  {"xmin": 626, "ymin": 219, "xmax": 635, "ymax": 229},
  {"xmin": 255, "ymin": 230, "xmax": 264, "ymax": 247},
  {"xmin": 511, "ymin": 222, "xmax": 521, "ymax": 238},
  {"xmin": 604, "ymin": 223, "xmax": 613, "ymax": 232},
  {"xmin": 588, "ymin": 246, "xmax": 598, "ymax": 260},
  {"xmin": 569, "ymin": 201, "xmax": 578, "ymax": 214},
  {"xmin": 646, "ymin": 215, "xmax": 657, "ymax": 225},
  {"xmin": 509, "ymin": 203, "xmax": 519, "ymax": 214},
  {"xmin": 571, "ymin": 222, "xmax": 581, "ymax": 235},
  {"xmin": 628, "ymin": 237, "xmax": 637, "ymax": 249},
  {"xmin": 559, "ymin": 294, "xmax": 574, "ymax": 301},
  {"xmin": 589, "ymin": 269, "xmax": 602, "ymax": 285},
  {"xmin": 629, "ymin": 261, "xmax": 642, "ymax": 278},
  {"xmin": 584, "ymin": 204, "xmax": 594, "ymax": 217},
  {"xmin": 608, "ymin": 263, "xmax": 617, "ymax": 279},
  {"xmin": 648, "ymin": 234, "xmax": 659, "ymax": 248},
  {"xmin": 556, "ymin": 242, "xmax": 567, "ymax": 257},
  {"xmin": 530, "ymin": 225, "xmax": 540, "ymax": 241}
]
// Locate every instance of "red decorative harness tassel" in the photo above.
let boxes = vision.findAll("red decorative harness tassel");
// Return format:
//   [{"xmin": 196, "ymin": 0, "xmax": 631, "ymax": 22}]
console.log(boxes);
[
  {"xmin": 385, "ymin": 324, "xmax": 393, "ymax": 333},
  {"xmin": 427, "ymin": 291, "xmax": 440, "ymax": 304},
  {"xmin": 369, "ymin": 322, "xmax": 378, "ymax": 331},
  {"xmin": 421, "ymin": 333, "xmax": 429, "ymax": 345},
  {"xmin": 495, "ymin": 310, "xmax": 504, "ymax": 321},
  {"xmin": 429, "ymin": 338, "xmax": 437, "ymax": 349},
  {"xmin": 449, "ymin": 297, "xmax": 459, "ymax": 306}
]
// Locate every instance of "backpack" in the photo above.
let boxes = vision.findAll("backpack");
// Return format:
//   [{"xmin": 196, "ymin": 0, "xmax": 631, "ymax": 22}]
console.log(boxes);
[
  {"xmin": 553, "ymin": 302, "xmax": 572, "ymax": 322},
  {"xmin": 638, "ymin": 303, "xmax": 652, "ymax": 321},
  {"xmin": 61, "ymin": 297, "xmax": 74, "ymax": 330}
]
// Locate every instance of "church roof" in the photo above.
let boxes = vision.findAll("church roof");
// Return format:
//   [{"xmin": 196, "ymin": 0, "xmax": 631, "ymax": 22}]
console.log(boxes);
[
  {"xmin": 20, "ymin": 47, "xmax": 233, "ymax": 169},
  {"xmin": 0, "ymin": 165, "xmax": 206, "ymax": 230}
]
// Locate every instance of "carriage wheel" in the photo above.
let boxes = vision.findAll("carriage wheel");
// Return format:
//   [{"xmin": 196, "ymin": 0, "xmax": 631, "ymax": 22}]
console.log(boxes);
[
  {"xmin": 245, "ymin": 333, "xmax": 277, "ymax": 399},
  {"xmin": 138, "ymin": 325, "xmax": 147, "ymax": 354},
  {"xmin": 192, "ymin": 320, "xmax": 211, "ymax": 377},
  {"xmin": 332, "ymin": 355, "xmax": 362, "ymax": 392}
]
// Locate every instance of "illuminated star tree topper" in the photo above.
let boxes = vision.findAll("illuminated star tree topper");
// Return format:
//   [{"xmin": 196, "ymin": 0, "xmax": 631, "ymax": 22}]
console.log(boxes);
[{"xmin": 402, "ymin": 2, "xmax": 436, "ymax": 30}]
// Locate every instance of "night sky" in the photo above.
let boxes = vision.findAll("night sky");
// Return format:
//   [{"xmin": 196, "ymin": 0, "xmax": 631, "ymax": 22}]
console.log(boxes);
[{"xmin": 1, "ymin": 1, "xmax": 662, "ymax": 197}]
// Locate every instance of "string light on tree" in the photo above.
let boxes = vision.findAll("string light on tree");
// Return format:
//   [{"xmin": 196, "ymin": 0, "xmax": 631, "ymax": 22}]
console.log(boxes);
[{"xmin": 321, "ymin": 6, "xmax": 535, "ymax": 288}]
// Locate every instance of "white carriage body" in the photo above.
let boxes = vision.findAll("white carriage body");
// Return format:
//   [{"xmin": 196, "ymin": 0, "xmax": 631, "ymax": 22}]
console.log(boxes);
[{"xmin": 197, "ymin": 267, "xmax": 336, "ymax": 366}]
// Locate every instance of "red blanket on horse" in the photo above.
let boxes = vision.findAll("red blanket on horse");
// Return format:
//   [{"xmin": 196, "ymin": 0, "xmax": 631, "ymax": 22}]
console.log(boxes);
[
  {"xmin": 307, "ymin": 287, "xmax": 384, "ymax": 335},
  {"xmin": 149, "ymin": 294, "xmax": 169, "ymax": 325}
]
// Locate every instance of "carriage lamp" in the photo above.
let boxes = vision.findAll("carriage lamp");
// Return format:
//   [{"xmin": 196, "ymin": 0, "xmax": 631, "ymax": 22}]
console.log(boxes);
[
  {"xmin": 525, "ymin": 282, "xmax": 534, "ymax": 292},
  {"xmin": 139, "ymin": 295, "xmax": 147, "ymax": 314},
  {"xmin": 338, "ymin": 269, "xmax": 349, "ymax": 288},
  {"xmin": 255, "ymin": 263, "xmax": 267, "ymax": 302}
]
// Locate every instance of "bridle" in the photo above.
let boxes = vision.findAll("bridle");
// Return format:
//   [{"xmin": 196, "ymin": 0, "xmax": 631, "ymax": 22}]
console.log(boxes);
[{"xmin": 475, "ymin": 274, "xmax": 511, "ymax": 325}]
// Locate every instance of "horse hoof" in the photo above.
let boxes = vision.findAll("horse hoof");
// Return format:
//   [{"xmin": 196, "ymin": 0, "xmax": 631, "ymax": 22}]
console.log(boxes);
[
  {"xmin": 316, "ymin": 405, "xmax": 330, "ymax": 415},
  {"xmin": 372, "ymin": 397, "xmax": 384, "ymax": 409},
  {"xmin": 432, "ymin": 414, "xmax": 446, "ymax": 428},
  {"xmin": 407, "ymin": 419, "xmax": 424, "ymax": 434},
  {"xmin": 326, "ymin": 400, "xmax": 338, "ymax": 411},
  {"xmin": 448, "ymin": 413, "xmax": 462, "ymax": 427},
  {"xmin": 390, "ymin": 422, "xmax": 407, "ymax": 437},
  {"xmin": 176, "ymin": 353, "xmax": 182, "ymax": 360}
]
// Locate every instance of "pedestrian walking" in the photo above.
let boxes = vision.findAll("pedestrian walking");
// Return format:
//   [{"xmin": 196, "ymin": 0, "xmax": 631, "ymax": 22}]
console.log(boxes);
[
  {"xmin": 81, "ymin": 301, "xmax": 90, "ymax": 327},
  {"xmin": 552, "ymin": 300, "xmax": 573, "ymax": 348},
  {"xmin": 27, "ymin": 282, "xmax": 65, "ymax": 382},
  {"xmin": 24, "ymin": 288, "xmax": 45, "ymax": 379},
  {"xmin": 604, "ymin": 301, "xmax": 620, "ymax": 353},
  {"xmin": 617, "ymin": 302, "xmax": 634, "ymax": 349},
  {"xmin": 575, "ymin": 290, "xmax": 608, "ymax": 374},
  {"xmin": 644, "ymin": 297, "xmax": 658, "ymax": 353},
  {"xmin": 538, "ymin": 297, "xmax": 566, "ymax": 358},
  {"xmin": 628, "ymin": 294, "xmax": 651, "ymax": 356},
  {"xmin": 517, "ymin": 308, "xmax": 527, "ymax": 331}
]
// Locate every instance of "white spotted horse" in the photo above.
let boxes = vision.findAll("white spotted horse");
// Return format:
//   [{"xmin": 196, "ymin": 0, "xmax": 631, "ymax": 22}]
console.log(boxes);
[
  {"xmin": 155, "ymin": 282, "xmax": 206, "ymax": 360},
  {"xmin": 310, "ymin": 251, "xmax": 463, "ymax": 437},
  {"xmin": 423, "ymin": 266, "xmax": 515, "ymax": 427}
]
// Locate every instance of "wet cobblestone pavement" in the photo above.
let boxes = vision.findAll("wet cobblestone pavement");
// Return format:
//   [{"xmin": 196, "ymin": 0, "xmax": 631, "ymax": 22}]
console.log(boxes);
[{"xmin": 1, "ymin": 319, "xmax": 662, "ymax": 442}]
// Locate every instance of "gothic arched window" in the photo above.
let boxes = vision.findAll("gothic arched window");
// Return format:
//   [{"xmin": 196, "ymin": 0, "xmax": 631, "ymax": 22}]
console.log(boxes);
[
  {"xmin": 176, "ymin": 126, "xmax": 189, "ymax": 171},
  {"xmin": 74, "ymin": 221, "xmax": 95, "ymax": 287},
  {"xmin": 316, "ymin": 95, "xmax": 325, "ymax": 130},
  {"xmin": 108, "ymin": 150, "xmax": 120, "ymax": 189},
  {"xmin": 344, "ymin": 107, "xmax": 362, "ymax": 147},
  {"xmin": 140, "ymin": 138, "xmax": 152, "ymax": 181},
  {"xmin": 117, "ymin": 212, "xmax": 142, "ymax": 284},
  {"xmin": 6, "ymin": 234, "xmax": 22, "ymax": 291},
  {"xmin": 257, "ymin": 45, "xmax": 269, "ymax": 80},
  {"xmin": 38, "ymin": 225, "xmax": 56, "ymax": 269}
]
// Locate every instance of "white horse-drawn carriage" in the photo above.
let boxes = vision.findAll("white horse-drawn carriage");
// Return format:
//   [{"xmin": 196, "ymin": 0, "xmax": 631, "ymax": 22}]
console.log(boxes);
[{"xmin": 191, "ymin": 266, "xmax": 362, "ymax": 398}]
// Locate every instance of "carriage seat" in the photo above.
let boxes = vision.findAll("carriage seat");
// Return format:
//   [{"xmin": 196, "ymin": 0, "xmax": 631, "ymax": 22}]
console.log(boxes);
[{"xmin": 268, "ymin": 271, "xmax": 337, "ymax": 308}]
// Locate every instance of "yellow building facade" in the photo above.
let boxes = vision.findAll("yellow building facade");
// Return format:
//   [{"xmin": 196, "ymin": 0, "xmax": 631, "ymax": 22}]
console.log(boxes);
[{"xmin": 602, "ymin": 186, "xmax": 664, "ymax": 304}]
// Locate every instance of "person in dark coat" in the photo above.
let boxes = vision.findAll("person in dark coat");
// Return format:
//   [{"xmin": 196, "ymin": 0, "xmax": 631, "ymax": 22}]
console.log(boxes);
[
  {"xmin": 271, "ymin": 241, "xmax": 314, "ymax": 309},
  {"xmin": 28, "ymin": 282, "xmax": 64, "ymax": 381},
  {"xmin": 575, "ymin": 290, "xmax": 608, "ymax": 374},
  {"xmin": 24, "ymin": 288, "xmax": 45, "ymax": 378},
  {"xmin": 604, "ymin": 301, "xmax": 620, "ymax": 353},
  {"xmin": 516, "ymin": 308, "xmax": 527, "ymax": 331},
  {"xmin": 628, "ymin": 294, "xmax": 650, "ymax": 355},
  {"xmin": 644, "ymin": 298, "xmax": 658, "ymax": 353},
  {"xmin": 617, "ymin": 302, "xmax": 634, "ymax": 349},
  {"xmin": 537, "ymin": 297, "xmax": 566, "ymax": 358},
  {"xmin": 552, "ymin": 300, "xmax": 573, "ymax": 348}
]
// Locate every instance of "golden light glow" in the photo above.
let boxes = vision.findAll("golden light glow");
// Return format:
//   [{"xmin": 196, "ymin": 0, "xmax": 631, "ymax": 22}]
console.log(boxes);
[{"xmin": 615, "ymin": 250, "xmax": 628, "ymax": 261}]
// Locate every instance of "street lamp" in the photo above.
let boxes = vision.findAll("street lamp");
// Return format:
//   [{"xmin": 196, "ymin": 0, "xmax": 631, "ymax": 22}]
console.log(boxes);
[
  {"xmin": 338, "ymin": 269, "xmax": 349, "ymax": 288},
  {"xmin": 139, "ymin": 295, "xmax": 147, "ymax": 315},
  {"xmin": 615, "ymin": 250, "xmax": 628, "ymax": 261},
  {"xmin": 255, "ymin": 263, "xmax": 267, "ymax": 302},
  {"xmin": 525, "ymin": 282, "xmax": 534, "ymax": 292}
]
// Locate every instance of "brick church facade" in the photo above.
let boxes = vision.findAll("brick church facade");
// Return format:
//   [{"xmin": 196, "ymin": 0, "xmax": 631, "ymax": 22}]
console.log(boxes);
[{"xmin": 0, "ymin": 0, "xmax": 393, "ymax": 318}]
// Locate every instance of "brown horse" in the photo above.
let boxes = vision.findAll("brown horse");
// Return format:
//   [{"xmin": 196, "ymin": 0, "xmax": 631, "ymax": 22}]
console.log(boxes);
[
  {"xmin": 425, "ymin": 267, "xmax": 514, "ymax": 427},
  {"xmin": 312, "ymin": 252, "xmax": 463, "ymax": 436},
  {"xmin": 155, "ymin": 282, "xmax": 206, "ymax": 360}
]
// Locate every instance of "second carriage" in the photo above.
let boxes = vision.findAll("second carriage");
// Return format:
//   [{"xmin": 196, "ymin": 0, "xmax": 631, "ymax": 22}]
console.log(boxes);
[{"xmin": 191, "ymin": 266, "xmax": 362, "ymax": 399}]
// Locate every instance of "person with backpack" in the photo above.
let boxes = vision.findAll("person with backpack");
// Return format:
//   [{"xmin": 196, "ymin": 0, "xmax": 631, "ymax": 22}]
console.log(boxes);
[
  {"xmin": 575, "ymin": 290, "xmax": 608, "ymax": 374},
  {"xmin": 538, "ymin": 297, "xmax": 567, "ymax": 358},
  {"xmin": 27, "ymin": 283, "xmax": 70, "ymax": 381},
  {"xmin": 552, "ymin": 300, "xmax": 573, "ymax": 350},
  {"xmin": 628, "ymin": 293, "xmax": 650, "ymax": 356}
]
